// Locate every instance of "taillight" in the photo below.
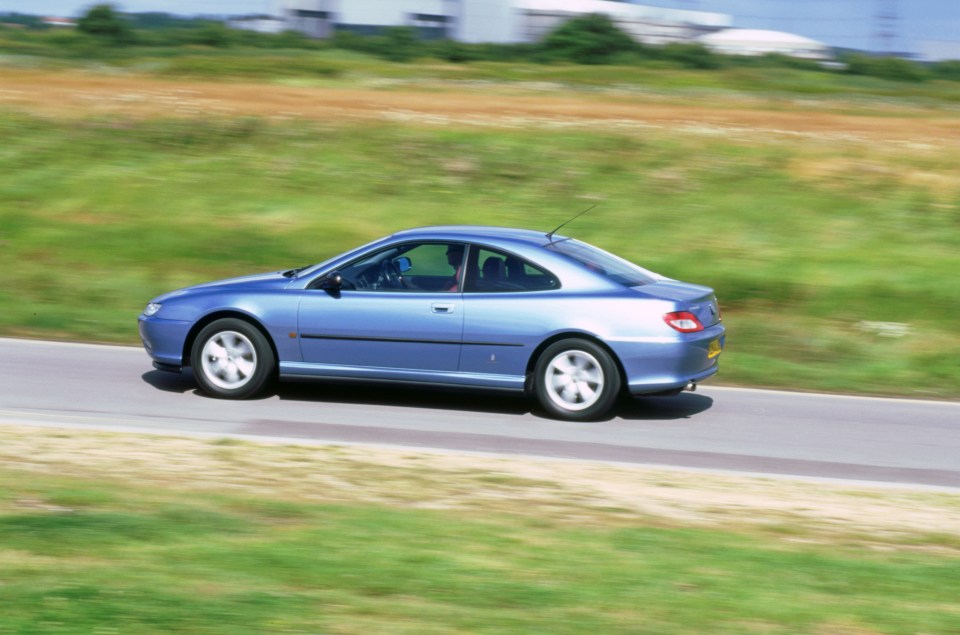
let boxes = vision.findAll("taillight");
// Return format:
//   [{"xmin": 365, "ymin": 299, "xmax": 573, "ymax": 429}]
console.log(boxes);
[{"xmin": 663, "ymin": 311, "xmax": 704, "ymax": 333}]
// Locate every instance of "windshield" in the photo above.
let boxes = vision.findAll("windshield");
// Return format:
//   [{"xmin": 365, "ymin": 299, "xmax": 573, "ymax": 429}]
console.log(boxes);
[{"xmin": 547, "ymin": 239, "xmax": 660, "ymax": 287}]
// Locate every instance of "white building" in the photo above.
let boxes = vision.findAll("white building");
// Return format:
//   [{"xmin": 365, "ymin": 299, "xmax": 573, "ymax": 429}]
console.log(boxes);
[
  {"xmin": 518, "ymin": 0, "xmax": 729, "ymax": 46},
  {"xmin": 281, "ymin": 0, "xmax": 731, "ymax": 44},
  {"xmin": 283, "ymin": 0, "xmax": 454, "ymax": 39},
  {"xmin": 41, "ymin": 16, "xmax": 76, "ymax": 27},
  {"xmin": 697, "ymin": 29, "xmax": 832, "ymax": 60},
  {"xmin": 227, "ymin": 16, "xmax": 287, "ymax": 34}
]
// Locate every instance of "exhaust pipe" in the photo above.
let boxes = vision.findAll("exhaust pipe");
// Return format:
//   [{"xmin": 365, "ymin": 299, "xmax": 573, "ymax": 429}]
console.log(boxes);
[{"xmin": 684, "ymin": 382, "xmax": 697, "ymax": 392}]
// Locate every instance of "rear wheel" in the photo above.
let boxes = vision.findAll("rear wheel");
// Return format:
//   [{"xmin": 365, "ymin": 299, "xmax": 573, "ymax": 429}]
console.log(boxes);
[
  {"xmin": 534, "ymin": 339, "xmax": 620, "ymax": 421},
  {"xmin": 190, "ymin": 318, "xmax": 275, "ymax": 399}
]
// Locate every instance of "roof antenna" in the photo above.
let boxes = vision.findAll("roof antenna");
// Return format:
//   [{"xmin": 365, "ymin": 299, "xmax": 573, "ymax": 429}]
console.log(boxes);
[{"xmin": 546, "ymin": 204, "xmax": 597, "ymax": 242}]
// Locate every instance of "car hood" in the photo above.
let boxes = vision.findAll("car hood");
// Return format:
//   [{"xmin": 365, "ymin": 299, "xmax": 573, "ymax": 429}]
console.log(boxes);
[{"xmin": 153, "ymin": 271, "xmax": 292, "ymax": 302}]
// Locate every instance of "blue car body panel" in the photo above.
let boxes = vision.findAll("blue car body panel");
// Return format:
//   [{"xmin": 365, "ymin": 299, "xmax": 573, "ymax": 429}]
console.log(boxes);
[
  {"xmin": 298, "ymin": 291, "xmax": 464, "ymax": 371},
  {"xmin": 139, "ymin": 226, "xmax": 724, "ymax": 396}
]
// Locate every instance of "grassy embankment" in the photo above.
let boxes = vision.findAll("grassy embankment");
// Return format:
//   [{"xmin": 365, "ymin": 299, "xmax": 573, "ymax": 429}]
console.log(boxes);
[
  {"xmin": 0, "ymin": 51, "xmax": 958, "ymax": 398},
  {"xmin": 1, "ymin": 47, "xmax": 959, "ymax": 634},
  {"xmin": 1, "ymin": 425, "xmax": 959, "ymax": 634}
]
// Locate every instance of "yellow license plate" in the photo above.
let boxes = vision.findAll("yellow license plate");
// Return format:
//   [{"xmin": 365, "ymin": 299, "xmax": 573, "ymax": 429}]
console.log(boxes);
[{"xmin": 708, "ymin": 339, "xmax": 722, "ymax": 359}]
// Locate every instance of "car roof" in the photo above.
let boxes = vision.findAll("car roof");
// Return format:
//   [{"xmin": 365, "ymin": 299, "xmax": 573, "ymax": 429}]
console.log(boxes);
[
  {"xmin": 289, "ymin": 224, "xmax": 630, "ymax": 293},
  {"xmin": 390, "ymin": 226, "xmax": 563, "ymax": 247}
]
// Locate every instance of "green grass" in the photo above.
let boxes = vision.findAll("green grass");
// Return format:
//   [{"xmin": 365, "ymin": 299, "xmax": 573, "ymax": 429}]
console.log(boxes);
[
  {"xmin": 1, "ymin": 435, "xmax": 959, "ymax": 635},
  {"xmin": 1, "ymin": 107, "xmax": 957, "ymax": 397},
  {"xmin": 1, "ymin": 46, "xmax": 958, "ymax": 397}
]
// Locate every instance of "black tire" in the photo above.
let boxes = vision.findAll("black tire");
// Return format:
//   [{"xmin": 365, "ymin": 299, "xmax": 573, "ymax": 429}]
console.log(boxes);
[
  {"xmin": 533, "ymin": 338, "xmax": 621, "ymax": 421},
  {"xmin": 190, "ymin": 318, "xmax": 276, "ymax": 399}
]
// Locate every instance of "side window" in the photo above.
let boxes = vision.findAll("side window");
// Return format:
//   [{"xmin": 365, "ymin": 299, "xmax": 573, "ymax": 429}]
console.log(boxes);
[
  {"xmin": 464, "ymin": 247, "xmax": 559, "ymax": 293},
  {"xmin": 334, "ymin": 242, "xmax": 465, "ymax": 292},
  {"xmin": 401, "ymin": 243, "xmax": 464, "ymax": 292}
]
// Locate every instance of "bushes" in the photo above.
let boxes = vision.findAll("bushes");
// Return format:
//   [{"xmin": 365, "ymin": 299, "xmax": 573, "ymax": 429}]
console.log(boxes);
[
  {"xmin": 159, "ymin": 55, "xmax": 341, "ymax": 79},
  {"xmin": 191, "ymin": 22, "xmax": 235, "ymax": 48},
  {"xmin": 541, "ymin": 13, "xmax": 641, "ymax": 64},
  {"xmin": 932, "ymin": 60, "xmax": 960, "ymax": 81},
  {"xmin": 658, "ymin": 43, "xmax": 721, "ymax": 69},
  {"xmin": 330, "ymin": 26, "xmax": 420, "ymax": 62},
  {"xmin": 0, "ymin": 12, "xmax": 47, "ymax": 29},
  {"xmin": 330, "ymin": 29, "xmax": 408, "ymax": 61},
  {"xmin": 77, "ymin": 4, "xmax": 135, "ymax": 45},
  {"xmin": 843, "ymin": 53, "xmax": 930, "ymax": 82}
]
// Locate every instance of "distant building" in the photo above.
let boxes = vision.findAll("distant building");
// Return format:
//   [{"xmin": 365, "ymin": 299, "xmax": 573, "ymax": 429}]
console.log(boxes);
[
  {"xmin": 41, "ymin": 16, "xmax": 76, "ymax": 27},
  {"xmin": 697, "ymin": 29, "xmax": 833, "ymax": 60},
  {"xmin": 918, "ymin": 40, "xmax": 960, "ymax": 62},
  {"xmin": 280, "ymin": 0, "xmax": 731, "ymax": 43},
  {"xmin": 518, "ymin": 0, "xmax": 729, "ymax": 46},
  {"xmin": 227, "ymin": 16, "xmax": 287, "ymax": 34}
]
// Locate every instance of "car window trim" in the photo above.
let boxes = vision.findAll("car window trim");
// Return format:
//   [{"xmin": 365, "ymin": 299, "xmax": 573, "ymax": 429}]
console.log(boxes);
[{"xmin": 462, "ymin": 243, "xmax": 561, "ymax": 294}]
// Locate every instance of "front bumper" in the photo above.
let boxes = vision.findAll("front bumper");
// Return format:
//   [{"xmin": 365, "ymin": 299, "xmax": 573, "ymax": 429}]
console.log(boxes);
[{"xmin": 138, "ymin": 315, "xmax": 193, "ymax": 370}]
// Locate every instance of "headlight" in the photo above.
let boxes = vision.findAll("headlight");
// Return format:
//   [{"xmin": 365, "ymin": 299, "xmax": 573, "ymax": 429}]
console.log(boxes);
[{"xmin": 143, "ymin": 303, "xmax": 162, "ymax": 317}]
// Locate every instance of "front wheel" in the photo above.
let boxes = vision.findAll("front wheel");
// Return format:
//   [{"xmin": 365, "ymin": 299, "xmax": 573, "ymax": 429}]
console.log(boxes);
[
  {"xmin": 533, "ymin": 339, "xmax": 621, "ymax": 421},
  {"xmin": 190, "ymin": 318, "xmax": 275, "ymax": 399}
]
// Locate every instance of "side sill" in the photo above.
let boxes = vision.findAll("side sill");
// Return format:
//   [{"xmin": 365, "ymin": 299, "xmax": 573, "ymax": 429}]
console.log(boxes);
[
  {"xmin": 281, "ymin": 375, "xmax": 526, "ymax": 395},
  {"xmin": 279, "ymin": 361, "xmax": 525, "ymax": 392}
]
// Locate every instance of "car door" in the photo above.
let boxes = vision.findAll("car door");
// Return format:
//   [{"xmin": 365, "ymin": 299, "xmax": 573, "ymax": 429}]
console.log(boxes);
[
  {"xmin": 459, "ymin": 246, "xmax": 562, "ymax": 379},
  {"xmin": 297, "ymin": 242, "xmax": 465, "ymax": 373}
]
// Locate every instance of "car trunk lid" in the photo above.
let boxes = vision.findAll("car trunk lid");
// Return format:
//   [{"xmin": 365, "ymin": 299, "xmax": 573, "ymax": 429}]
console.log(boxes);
[{"xmin": 632, "ymin": 280, "xmax": 721, "ymax": 327}]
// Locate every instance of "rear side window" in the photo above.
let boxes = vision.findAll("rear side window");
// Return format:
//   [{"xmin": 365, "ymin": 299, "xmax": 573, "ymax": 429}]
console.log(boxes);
[
  {"xmin": 464, "ymin": 247, "xmax": 559, "ymax": 293},
  {"xmin": 546, "ymin": 239, "xmax": 658, "ymax": 287}
]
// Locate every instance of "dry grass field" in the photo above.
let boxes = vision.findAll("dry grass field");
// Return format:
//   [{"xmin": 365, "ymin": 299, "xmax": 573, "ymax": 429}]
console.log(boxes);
[
  {"xmin": 3, "ymin": 423, "xmax": 959, "ymax": 544},
  {"xmin": 3, "ymin": 68, "xmax": 959, "ymax": 143}
]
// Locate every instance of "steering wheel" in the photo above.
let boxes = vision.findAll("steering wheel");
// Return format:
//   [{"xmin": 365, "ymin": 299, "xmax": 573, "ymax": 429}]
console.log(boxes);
[{"xmin": 377, "ymin": 260, "xmax": 403, "ymax": 289}]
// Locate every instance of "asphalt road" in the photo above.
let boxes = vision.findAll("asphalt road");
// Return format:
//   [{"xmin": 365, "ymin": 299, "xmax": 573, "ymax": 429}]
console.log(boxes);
[{"xmin": 1, "ymin": 338, "xmax": 958, "ymax": 487}]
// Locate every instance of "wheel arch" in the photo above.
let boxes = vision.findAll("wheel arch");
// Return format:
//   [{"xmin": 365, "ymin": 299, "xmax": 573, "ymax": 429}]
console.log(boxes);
[
  {"xmin": 182, "ymin": 310, "xmax": 280, "ymax": 371},
  {"xmin": 524, "ymin": 332, "xmax": 627, "ymax": 394}
]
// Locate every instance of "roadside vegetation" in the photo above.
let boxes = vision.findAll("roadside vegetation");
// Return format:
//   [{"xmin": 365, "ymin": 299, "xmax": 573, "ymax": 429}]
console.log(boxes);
[
  {"xmin": 5, "ymin": 5, "xmax": 960, "ymax": 83},
  {"xmin": 1, "ymin": 95, "xmax": 957, "ymax": 397},
  {"xmin": 1, "ymin": 11, "xmax": 958, "ymax": 398},
  {"xmin": 1, "ymin": 424, "xmax": 959, "ymax": 634}
]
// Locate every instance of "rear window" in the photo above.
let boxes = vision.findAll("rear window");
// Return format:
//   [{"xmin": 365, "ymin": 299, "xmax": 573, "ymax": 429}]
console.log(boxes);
[
  {"xmin": 466, "ymin": 247, "xmax": 559, "ymax": 293},
  {"xmin": 547, "ymin": 239, "xmax": 659, "ymax": 287}
]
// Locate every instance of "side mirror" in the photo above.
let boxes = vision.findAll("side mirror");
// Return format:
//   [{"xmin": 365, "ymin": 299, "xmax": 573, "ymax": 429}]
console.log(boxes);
[
  {"xmin": 396, "ymin": 257, "xmax": 412, "ymax": 273},
  {"xmin": 321, "ymin": 271, "xmax": 342, "ymax": 289}
]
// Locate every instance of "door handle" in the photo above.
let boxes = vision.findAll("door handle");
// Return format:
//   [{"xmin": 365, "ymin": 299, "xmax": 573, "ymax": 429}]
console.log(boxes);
[{"xmin": 431, "ymin": 303, "xmax": 455, "ymax": 314}]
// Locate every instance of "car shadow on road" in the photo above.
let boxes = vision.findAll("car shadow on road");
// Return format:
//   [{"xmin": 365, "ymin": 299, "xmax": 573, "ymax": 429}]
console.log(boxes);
[
  {"xmin": 276, "ymin": 382, "xmax": 713, "ymax": 422},
  {"xmin": 277, "ymin": 380, "xmax": 535, "ymax": 417},
  {"xmin": 142, "ymin": 369, "xmax": 197, "ymax": 393},
  {"xmin": 142, "ymin": 370, "xmax": 714, "ymax": 421},
  {"xmin": 617, "ymin": 393, "xmax": 714, "ymax": 421},
  {"xmin": 280, "ymin": 383, "xmax": 714, "ymax": 421}
]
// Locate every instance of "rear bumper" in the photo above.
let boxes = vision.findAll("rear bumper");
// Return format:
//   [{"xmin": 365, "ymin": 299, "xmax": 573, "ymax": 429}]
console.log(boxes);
[
  {"xmin": 627, "ymin": 363, "xmax": 720, "ymax": 395},
  {"xmin": 610, "ymin": 325, "xmax": 725, "ymax": 396}
]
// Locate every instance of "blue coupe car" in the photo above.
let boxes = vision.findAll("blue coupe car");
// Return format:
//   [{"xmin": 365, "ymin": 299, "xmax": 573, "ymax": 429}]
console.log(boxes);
[{"xmin": 139, "ymin": 226, "xmax": 724, "ymax": 420}]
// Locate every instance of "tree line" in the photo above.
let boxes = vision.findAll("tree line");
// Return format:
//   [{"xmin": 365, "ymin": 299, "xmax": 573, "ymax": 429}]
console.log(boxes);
[{"xmin": 3, "ymin": 4, "xmax": 958, "ymax": 82}]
